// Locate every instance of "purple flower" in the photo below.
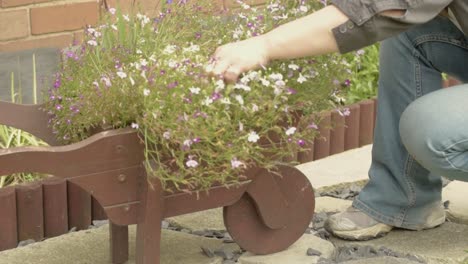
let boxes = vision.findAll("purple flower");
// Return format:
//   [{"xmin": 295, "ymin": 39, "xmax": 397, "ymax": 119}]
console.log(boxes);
[
  {"xmin": 195, "ymin": 32, "xmax": 202, "ymax": 39},
  {"xmin": 53, "ymin": 76, "xmax": 61, "ymax": 89},
  {"xmin": 211, "ymin": 92, "xmax": 222, "ymax": 101},
  {"xmin": 338, "ymin": 108, "xmax": 351, "ymax": 117},
  {"xmin": 344, "ymin": 79, "xmax": 351, "ymax": 87},
  {"xmin": 287, "ymin": 87, "xmax": 297, "ymax": 94},
  {"xmin": 297, "ymin": 139, "xmax": 306, "ymax": 147},
  {"xmin": 55, "ymin": 104, "xmax": 63, "ymax": 110},
  {"xmin": 167, "ymin": 81, "xmax": 178, "ymax": 89},
  {"xmin": 308, "ymin": 122, "xmax": 318, "ymax": 129},
  {"xmin": 193, "ymin": 137, "xmax": 201, "ymax": 143}
]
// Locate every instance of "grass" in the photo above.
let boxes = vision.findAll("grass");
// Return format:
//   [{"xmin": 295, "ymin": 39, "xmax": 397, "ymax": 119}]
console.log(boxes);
[{"xmin": 0, "ymin": 54, "xmax": 49, "ymax": 188}]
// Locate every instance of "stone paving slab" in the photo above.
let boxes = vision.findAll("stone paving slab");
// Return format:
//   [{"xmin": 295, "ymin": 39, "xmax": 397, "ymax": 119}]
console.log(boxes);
[
  {"xmin": 167, "ymin": 208, "xmax": 225, "ymax": 231},
  {"xmin": 297, "ymin": 145, "xmax": 372, "ymax": 189},
  {"xmin": 0, "ymin": 224, "xmax": 239, "ymax": 264},
  {"xmin": 238, "ymin": 234, "xmax": 335, "ymax": 264},
  {"xmin": 342, "ymin": 256, "xmax": 422, "ymax": 264},
  {"xmin": 331, "ymin": 222, "xmax": 468, "ymax": 264},
  {"xmin": 443, "ymin": 181, "xmax": 468, "ymax": 225}
]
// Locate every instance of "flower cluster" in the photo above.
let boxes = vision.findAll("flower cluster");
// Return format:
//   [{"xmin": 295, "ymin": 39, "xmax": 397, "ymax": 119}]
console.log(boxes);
[{"xmin": 45, "ymin": 0, "xmax": 351, "ymax": 191}]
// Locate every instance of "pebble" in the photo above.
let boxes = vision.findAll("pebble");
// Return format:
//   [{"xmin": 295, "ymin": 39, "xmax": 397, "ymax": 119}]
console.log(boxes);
[{"xmin": 306, "ymin": 248, "xmax": 322, "ymax": 256}]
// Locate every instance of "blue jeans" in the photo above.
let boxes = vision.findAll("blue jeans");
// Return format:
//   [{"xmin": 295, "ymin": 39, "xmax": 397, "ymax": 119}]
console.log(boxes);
[{"xmin": 353, "ymin": 16, "xmax": 468, "ymax": 230}]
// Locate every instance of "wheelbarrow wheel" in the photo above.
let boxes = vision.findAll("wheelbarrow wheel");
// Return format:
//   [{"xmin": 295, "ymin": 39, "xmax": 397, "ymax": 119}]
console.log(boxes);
[{"xmin": 223, "ymin": 166, "xmax": 315, "ymax": 255}]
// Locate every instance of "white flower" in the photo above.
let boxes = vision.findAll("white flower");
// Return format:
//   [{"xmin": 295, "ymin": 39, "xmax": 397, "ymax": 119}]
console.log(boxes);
[
  {"xmin": 297, "ymin": 73, "xmax": 307, "ymax": 83},
  {"xmin": 247, "ymin": 131, "xmax": 260, "ymax": 143},
  {"xmin": 231, "ymin": 158, "xmax": 245, "ymax": 169},
  {"xmin": 183, "ymin": 139, "xmax": 193, "ymax": 147},
  {"xmin": 111, "ymin": 24, "xmax": 118, "ymax": 31},
  {"xmin": 101, "ymin": 76, "xmax": 111, "ymax": 87},
  {"xmin": 221, "ymin": 98, "xmax": 231, "ymax": 104},
  {"xmin": 136, "ymin": 49, "xmax": 142, "ymax": 54},
  {"xmin": 163, "ymin": 131, "xmax": 171, "ymax": 139},
  {"xmin": 183, "ymin": 43, "xmax": 200, "ymax": 53},
  {"xmin": 109, "ymin": 7, "xmax": 116, "ymax": 15},
  {"xmin": 117, "ymin": 71, "xmax": 127, "ymax": 79},
  {"xmin": 260, "ymin": 78, "xmax": 270, "ymax": 86},
  {"xmin": 189, "ymin": 87, "xmax": 201, "ymax": 94},
  {"xmin": 131, "ymin": 123, "xmax": 139, "ymax": 129},
  {"xmin": 234, "ymin": 83, "xmax": 251, "ymax": 91},
  {"xmin": 288, "ymin": 64, "xmax": 300, "ymax": 70},
  {"xmin": 140, "ymin": 59, "xmax": 148, "ymax": 67},
  {"xmin": 202, "ymin": 96, "xmax": 214, "ymax": 106},
  {"xmin": 123, "ymin": 14, "xmax": 130, "ymax": 22},
  {"xmin": 269, "ymin": 73, "xmax": 283, "ymax": 81},
  {"xmin": 252, "ymin": 104, "xmax": 259, "ymax": 112},
  {"xmin": 235, "ymin": 95, "xmax": 244, "ymax": 105},
  {"xmin": 186, "ymin": 159, "xmax": 199, "ymax": 168},
  {"xmin": 275, "ymin": 80, "xmax": 286, "ymax": 87},
  {"xmin": 299, "ymin": 5, "xmax": 309, "ymax": 12},
  {"xmin": 149, "ymin": 55, "xmax": 157, "ymax": 62},
  {"xmin": 285, "ymin": 127, "xmax": 297, "ymax": 136},
  {"xmin": 167, "ymin": 59, "xmax": 178, "ymax": 68},
  {"xmin": 215, "ymin": 80, "xmax": 225, "ymax": 90},
  {"xmin": 87, "ymin": 40, "xmax": 98, "ymax": 46},
  {"xmin": 163, "ymin": 45, "xmax": 177, "ymax": 55},
  {"xmin": 239, "ymin": 122, "xmax": 244, "ymax": 131},
  {"xmin": 143, "ymin": 89, "xmax": 150, "ymax": 96},
  {"xmin": 92, "ymin": 81, "xmax": 99, "ymax": 88}
]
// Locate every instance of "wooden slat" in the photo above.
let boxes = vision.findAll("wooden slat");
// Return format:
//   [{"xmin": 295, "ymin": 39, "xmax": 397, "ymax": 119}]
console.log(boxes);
[
  {"xmin": 43, "ymin": 178, "xmax": 68, "ymax": 238},
  {"xmin": 359, "ymin": 99, "xmax": 375, "ymax": 147},
  {"xmin": 110, "ymin": 223, "xmax": 129, "ymax": 264},
  {"xmin": 344, "ymin": 104, "xmax": 360, "ymax": 150},
  {"xmin": 92, "ymin": 197, "xmax": 107, "ymax": 221},
  {"xmin": 67, "ymin": 182, "xmax": 92, "ymax": 231},
  {"xmin": 16, "ymin": 182, "xmax": 44, "ymax": 242},
  {"xmin": 0, "ymin": 186, "xmax": 18, "ymax": 250},
  {"xmin": 313, "ymin": 112, "xmax": 331, "ymax": 160},
  {"xmin": 330, "ymin": 110, "xmax": 345, "ymax": 155}
]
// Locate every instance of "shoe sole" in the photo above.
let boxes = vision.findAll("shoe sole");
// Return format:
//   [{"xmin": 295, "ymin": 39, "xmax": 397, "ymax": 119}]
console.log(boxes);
[{"xmin": 330, "ymin": 223, "xmax": 393, "ymax": 241}]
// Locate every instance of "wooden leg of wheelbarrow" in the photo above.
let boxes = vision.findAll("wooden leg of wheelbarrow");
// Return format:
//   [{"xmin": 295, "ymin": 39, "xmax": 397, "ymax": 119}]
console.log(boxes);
[
  {"xmin": 136, "ymin": 180, "xmax": 164, "ymax": 264},
  {"xmin": 110, "ymin": 222, "xmax": 129, "ymax": 264}
]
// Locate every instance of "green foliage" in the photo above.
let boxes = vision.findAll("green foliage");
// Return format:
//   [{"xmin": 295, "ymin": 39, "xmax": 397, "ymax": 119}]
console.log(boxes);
[
  {"xmin": 344, "ymin": 44, "xmax": 380, "ymax": 104},
  {"xmin": 45, "ymin": 0, "xmax": 351, "ymax": 191},
  {"xmin": 0, "ymin": 60, "xmax": 48, "ymax": 188}
]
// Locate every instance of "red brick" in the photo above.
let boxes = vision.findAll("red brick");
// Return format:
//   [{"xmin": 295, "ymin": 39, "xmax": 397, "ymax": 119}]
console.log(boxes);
[
  {"xmin": 0, "ymin": 9, "xmax": 29, "ymax": 41},
  {"xmin": 0, "ymin": 34, "xmax": 74, "ymax": 52},
  {"xmin": 1, "ymin": 0, "xmax": 53, "ymax": 8},
  {"xmin": 30, "ymin": 1, "xmax": 99, "ymax": 35}
]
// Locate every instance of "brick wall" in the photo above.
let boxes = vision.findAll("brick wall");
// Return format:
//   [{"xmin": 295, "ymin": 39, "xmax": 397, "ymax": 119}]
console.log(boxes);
[{"xmin": 0, "ymin": 0, "xmax": 266, "ymax": 53}]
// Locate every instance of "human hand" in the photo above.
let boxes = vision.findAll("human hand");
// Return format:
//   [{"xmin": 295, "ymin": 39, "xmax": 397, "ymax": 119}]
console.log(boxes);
[{"xmin": 207, "ymin": 36, "xmax": 270, "ymax": 83}]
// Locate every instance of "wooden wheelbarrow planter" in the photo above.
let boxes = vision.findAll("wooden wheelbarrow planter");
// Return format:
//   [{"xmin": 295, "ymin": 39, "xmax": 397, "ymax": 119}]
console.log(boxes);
[{"xmin": 0, "ymin": 101, "xmax": 316, "ymax": 264}]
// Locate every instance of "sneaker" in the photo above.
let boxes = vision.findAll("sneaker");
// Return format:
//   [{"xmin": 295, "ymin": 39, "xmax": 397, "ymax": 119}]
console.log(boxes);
[
  {"xmin": 324, "ymin": 207, "xmax": 393, "ymax": 241},
  {"xmin": 325, "ymin": 205, "xmax": 446, "ymax": 241}
]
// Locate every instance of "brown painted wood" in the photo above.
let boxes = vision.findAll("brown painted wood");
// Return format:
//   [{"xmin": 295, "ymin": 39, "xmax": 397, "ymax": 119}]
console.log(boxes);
[
  {"xmin": 297, "ymin": 141, "xmax": 314, "ymax": 163},
  {"xmin": 246, "ymin": 169, "xmax": 288, "ymax": 229},
  {"xmin": 104, "ymin": 203, "xmax": 139, "ymax": 226},
  {"xmin": 16, "ymin": 182, "xmax": 44, "ymax": 242},
  {"xmin": 136, "ymin": 179, "xmax": 164, "ymax": 264},
  {"xmin": 359, "ymin": 99, "xmax": 375, "ymax": 147},
  {"xmin": 373, "ymin": 97, "xmax": 378, "ymax": 132},
  {"xmin": 0, "ymin": 102, "xmax": 58, "ymax": 145},
  {"xmin": 313, "ymin": 112, "xmax": 331, "ymax": 160},
  {"xmin": 92, "ymin": 197, "xmax": 107, "ymax": 220},
  {"xmin": 164, "ymin": 181, "xmax": 250, "ymax": 218},
  {"xmin": 67, "ymin": 182, "xmax": 92, "ymax": 231},
  {"xmin": 223, "ymin": 165, "xmax": 314, "ymax": 255},
  {"xmin": 43, "ymin": 177, "xmax": 68, "ymax": 238},
  {"xmin": 110, "ymin": 222, "xmax": 129, "ymax": 264},
  {"xmin": 344, "ymin": 104, "xmax": 360, "ymax": 150},
  {"xmin": 0, "ymin": 128, "xmax": 144, "ymax": 179},
  {"xmin": 0, "ymin": 186, "xmax": 18, "ymax": 250},
  {"xmin": 69, "ymin": 166, "xmax": 142, "ymax": 207},
  {"xmin": 330, "ymin": 110, "xmax": 345, "ymax": 155}
]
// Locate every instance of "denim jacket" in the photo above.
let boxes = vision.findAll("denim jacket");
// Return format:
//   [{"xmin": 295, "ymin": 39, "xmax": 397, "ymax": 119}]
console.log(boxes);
[{"xmin": 331, "ymin": 0, "xmax": 468, "ymax": 53}]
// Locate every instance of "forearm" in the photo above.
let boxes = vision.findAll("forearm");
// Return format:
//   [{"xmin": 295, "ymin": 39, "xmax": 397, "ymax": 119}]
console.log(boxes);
[{"xmin": 263, "ymin": 5, "xmax": 349, "ymax": 60}]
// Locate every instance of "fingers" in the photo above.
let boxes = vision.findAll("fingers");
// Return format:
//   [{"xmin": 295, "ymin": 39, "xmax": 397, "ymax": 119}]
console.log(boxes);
[{"xmin": 224, "ymin": 66, "xmax": 242, "ymax": 83}]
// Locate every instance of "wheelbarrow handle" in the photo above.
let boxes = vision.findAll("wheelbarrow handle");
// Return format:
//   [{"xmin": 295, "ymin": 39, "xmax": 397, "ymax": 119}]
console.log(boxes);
[
  {"xmin": 0, "ymin": 101, "xmax": 59, "ymax": 146},
  {"xmin": 0, "ymin": 128, "xmax": 144, "ymax": 177}
]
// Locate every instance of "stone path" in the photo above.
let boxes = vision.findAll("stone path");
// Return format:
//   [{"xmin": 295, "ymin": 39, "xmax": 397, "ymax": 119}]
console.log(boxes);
[{"xmin": 1, "ymin": 145, "xmax": 467, "ymax": 264}]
